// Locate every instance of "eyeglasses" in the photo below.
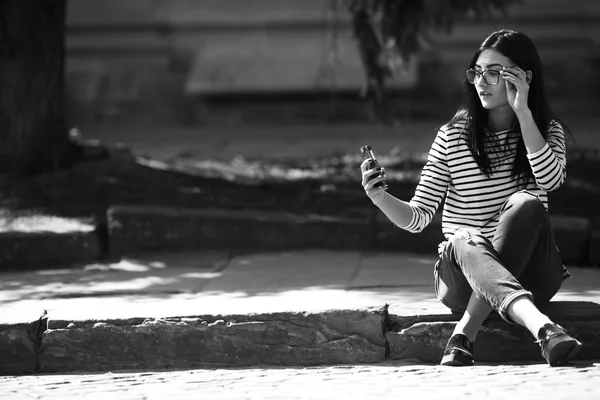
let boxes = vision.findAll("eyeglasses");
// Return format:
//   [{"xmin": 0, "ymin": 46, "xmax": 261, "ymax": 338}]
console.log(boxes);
[{"xmin": 465, "ymin": 69, "xmax": 502, "ymax": 85}]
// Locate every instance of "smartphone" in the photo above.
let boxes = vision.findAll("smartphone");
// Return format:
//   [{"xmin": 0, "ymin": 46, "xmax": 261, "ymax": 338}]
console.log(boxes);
[{"xmin": 360, "ymin": 145, "xmax": 388, "ymax": 190}]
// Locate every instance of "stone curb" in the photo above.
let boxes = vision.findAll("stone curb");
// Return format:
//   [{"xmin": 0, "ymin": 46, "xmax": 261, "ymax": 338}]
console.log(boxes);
[
  {"xmin": 6, "ymin": 307, "xmax": 389, "ymax": 374},
  {"xmin": 1, "ymin": 302, "xmax": 598, "ymax": 375}
]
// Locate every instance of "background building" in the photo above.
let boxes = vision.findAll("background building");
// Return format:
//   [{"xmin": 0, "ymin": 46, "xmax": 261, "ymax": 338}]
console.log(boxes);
[{"xmin": 65, "ymin": 0, "xmax": 600, "ymax": 126}]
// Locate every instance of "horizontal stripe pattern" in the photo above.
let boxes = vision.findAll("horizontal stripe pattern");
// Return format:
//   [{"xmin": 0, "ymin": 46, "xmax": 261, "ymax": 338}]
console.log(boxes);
[{"xmin": 405, "ymin": 120, "xmax": 566, "ymax": 241}]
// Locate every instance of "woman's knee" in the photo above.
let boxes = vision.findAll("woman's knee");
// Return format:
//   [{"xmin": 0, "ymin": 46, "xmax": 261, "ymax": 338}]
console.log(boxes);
[
  {"xmin": 448, "ymin": 228, "xmax": 489, "ymax": 250},
  {"xmin": 504, "ymin": 191, "xmax": 545, "ymax": 216}
]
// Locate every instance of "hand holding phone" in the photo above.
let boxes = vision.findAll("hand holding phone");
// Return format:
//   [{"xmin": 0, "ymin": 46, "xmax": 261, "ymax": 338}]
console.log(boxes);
[{"xmin": 360, "ymin": 145, "xmax": 388, "ymax": 190}]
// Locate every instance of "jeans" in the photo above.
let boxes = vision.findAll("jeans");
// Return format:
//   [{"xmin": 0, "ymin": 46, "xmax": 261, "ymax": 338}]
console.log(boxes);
[{"xmin": 434, "ymin": 191, "xmax": 564, "ymax": 323}]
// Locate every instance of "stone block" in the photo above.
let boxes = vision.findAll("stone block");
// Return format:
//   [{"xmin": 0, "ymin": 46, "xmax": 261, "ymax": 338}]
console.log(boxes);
[
  {"xmin": 0, "ymin": 231, "xmax": 101, "ymax": 271},
  {"xmin": 386, "ymin": 301, "xmax": 600, "ymax": 363},
  {"xmin": 39, "ymin": 308, "xmax": 387, "ymax": 373},
  {"xmin": 0, "ymin": 316, "xmax": 47, "ymax": 375},
  {"xmin": 551, "ymin": 215, "xmax": 591, "ymax": 264},
  {"xmin": 107, "ymin": 205, "xmax": 375, "ymax": 256}
]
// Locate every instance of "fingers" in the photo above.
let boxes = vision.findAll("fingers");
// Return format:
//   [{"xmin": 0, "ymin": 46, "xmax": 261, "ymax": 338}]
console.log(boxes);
[
  {"xmin": 504, "ymin": 78, "xmax": 517, "ymax": 93},
  {"xmin": 501, "ymin": 71, "xmax": 522, "ymax": 85},
  {"xmin": 361, "ymin": 167, "xmax": 385, "ymax": 187},
  {"xmin": 361, "ymin": 162, "xmax": 387, "ymax": 203},
  {"xmin": 360, "ymin": 159, "xmax": 371, "ymax": 172},
  {"xmin": 364, "ymin": 174, "xmax": 386, "ymax": 204},
  {"xmin": 364, "ymin": 173, "xmax": 385, "ymax": 191},
  {"xmin": 502, "ymin": 67, "xmax": 528, "ymax": 88}
]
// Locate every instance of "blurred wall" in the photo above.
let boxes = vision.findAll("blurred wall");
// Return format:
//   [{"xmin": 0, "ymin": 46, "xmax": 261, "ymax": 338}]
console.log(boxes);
[{"xmin": 65, "ymin": 0, "xmax": 600, "ymax": 125}]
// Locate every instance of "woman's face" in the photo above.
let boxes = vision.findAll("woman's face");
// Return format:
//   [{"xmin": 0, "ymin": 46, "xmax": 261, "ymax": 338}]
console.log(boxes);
[{"xmin": 473, "ymin": 49, "xmax": 513, "ymax": 112}]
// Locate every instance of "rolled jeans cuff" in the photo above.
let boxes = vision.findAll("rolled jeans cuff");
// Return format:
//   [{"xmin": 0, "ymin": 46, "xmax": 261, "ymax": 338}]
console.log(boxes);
[{"xmin": 498, "ymin": 290, "xmax": 533, "ymax": 323}]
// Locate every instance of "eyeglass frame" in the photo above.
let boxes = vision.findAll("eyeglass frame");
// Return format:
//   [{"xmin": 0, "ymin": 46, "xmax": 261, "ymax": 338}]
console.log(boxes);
[{"xmin": 465, "ymin": 68, "xmax": 503, "ymax": 85}]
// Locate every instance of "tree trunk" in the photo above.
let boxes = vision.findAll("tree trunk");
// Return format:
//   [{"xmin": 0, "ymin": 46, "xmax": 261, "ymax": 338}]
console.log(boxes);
[{"xmin": 0, "ymin": 0, "xmax": 75, "ymax": 175}]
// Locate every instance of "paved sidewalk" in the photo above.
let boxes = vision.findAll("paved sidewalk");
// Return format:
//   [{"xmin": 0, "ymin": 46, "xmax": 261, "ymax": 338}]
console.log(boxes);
[
  {"xmin": 1, "ymin": 250, "xmax": 599, "ymax": 323},
  {"xmin": 2, "ymin": 360, "xmax": 599, "ymax": 400},
  {"xmin": 0, "ymin": 251, "xmax": 439, "ymax": 323}
]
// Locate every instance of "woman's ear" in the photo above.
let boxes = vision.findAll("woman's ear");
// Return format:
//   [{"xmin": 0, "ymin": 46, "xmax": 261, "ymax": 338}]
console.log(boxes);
[{"xmin": 526, "ymin": 70, "xmax": 532, "ymax": 84}]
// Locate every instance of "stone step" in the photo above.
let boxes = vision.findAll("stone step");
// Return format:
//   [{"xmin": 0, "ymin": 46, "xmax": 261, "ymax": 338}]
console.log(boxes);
[
  {"xmin": 0, "ymin": 313, "xmax": 46, "ymax": 375},
  {"xmin": 0, "ymin": 206, "xmax": 595, "ymax": 270},
  {"xmin": 0, "ymin": 216, "xmax": 101, "ymax": 271},
  {"xmin": 387, "ymin": 301, "xmax": 600, "ymax": 363},
  {"xmin": 107, "ymin": 205, "xmax": 595, "ymax": 264},
  {"xmin": 2, "ymin": 302, "xmax": 598, "ymax": 374},
  {"xmin": 107, "ymin": 205, "xmax": 376, "ymax": 257},
  {"xmin": 39, "ymin": 307, "xmax": 388, "ymax": 373}
]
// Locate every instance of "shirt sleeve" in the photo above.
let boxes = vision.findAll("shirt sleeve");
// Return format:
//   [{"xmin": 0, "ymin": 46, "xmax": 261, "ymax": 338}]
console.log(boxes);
[
  {"xmin": 526, "ymin": 120, "xmax": 567, "ymax": 192},
  {"xmin": 403, "ymin": 126, "xmax": 451, "ymax": 233}
]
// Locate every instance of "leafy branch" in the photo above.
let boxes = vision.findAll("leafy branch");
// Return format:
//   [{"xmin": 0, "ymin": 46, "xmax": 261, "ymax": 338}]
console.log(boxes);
[{"xmin": 347, "ymin": 0, "xmax": 522, "ymax": 123}]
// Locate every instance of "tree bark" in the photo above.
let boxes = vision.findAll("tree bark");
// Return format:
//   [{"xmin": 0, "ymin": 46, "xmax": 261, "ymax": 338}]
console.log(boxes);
[{"xmin": 0, "ymin": 0, "xmax": 74, "ymax": 174}]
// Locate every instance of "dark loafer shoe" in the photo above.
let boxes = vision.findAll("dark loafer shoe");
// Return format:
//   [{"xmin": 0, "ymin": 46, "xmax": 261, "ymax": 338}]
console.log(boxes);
[
  {"xmin": 536, "ymin": 323, "xmax": 582, "ymax": 367},
  {"xmin": 440, "ymin": 333, "xmax": 474, "ymax": 366}
]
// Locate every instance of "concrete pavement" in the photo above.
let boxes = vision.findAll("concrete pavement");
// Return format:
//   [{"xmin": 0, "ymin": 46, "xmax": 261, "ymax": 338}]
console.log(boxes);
[
  {"xmin": 2, "ymin": 360, "xmax": 600, "ymax": 400},
  {"xmin": 2, "ymin": 250, "xmax": 599, "ymax": 323},
  {"xmin": 0, "ymin": 251, "xmax": 446, "ymax": 323}
]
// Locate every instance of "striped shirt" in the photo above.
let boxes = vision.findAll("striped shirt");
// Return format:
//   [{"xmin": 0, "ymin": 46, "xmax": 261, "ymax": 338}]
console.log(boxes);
[{"xmin": 403, "ymin": 119, "xmax": 566, "ymax": 240}]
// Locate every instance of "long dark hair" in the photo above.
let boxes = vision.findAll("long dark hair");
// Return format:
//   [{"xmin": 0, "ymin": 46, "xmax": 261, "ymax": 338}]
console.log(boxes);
[{"xmin": 449, "ymin": 29, "xmax": 564, "ymax": 186}]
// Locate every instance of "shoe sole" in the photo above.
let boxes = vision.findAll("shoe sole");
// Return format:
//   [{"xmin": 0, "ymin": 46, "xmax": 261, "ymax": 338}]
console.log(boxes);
[
  {"xmin": 440, "ymin": 354, "xmax": 474, "ymax": 367},
  {"xmin": 548, "ymin": 338, "xmax": 583, "ymax": 367}
]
